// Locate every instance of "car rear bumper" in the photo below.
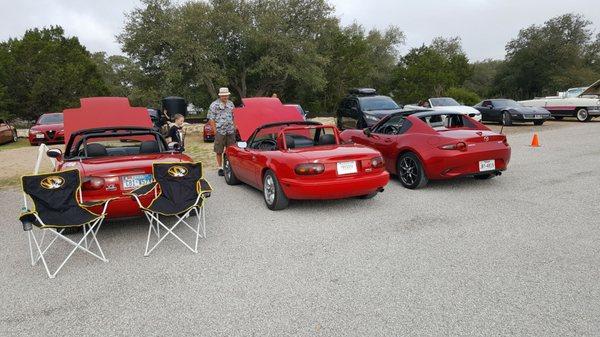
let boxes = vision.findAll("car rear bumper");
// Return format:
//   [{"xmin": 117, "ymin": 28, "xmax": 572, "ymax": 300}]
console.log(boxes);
[
  {"xmin": 425, "ymin": 146, "xmax": 511, "ymax": 180},
  {"xmin": 83, "ymin": 193, "xmax": 155, "ymax": 219},
  {"xmin": 279, "ymin": 171, "xmax": 389, "ymax": 199}
]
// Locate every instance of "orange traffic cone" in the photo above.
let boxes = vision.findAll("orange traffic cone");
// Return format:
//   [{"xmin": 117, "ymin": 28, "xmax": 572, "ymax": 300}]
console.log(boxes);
[{"xmin": 530, "ymin": 133, "xmax": 540, "ymax": 147}]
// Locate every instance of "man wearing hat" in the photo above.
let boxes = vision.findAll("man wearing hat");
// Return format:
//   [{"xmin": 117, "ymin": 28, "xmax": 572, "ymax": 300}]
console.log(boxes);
[{"xmin": 208, "ymin": 87, "xmax": 237, "ymax": 176}]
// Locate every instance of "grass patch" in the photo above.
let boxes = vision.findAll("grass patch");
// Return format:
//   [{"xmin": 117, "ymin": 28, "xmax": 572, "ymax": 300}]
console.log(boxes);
[{"xmin": 0, "ymin": 138, "xmax": 30, "ymax": 151}]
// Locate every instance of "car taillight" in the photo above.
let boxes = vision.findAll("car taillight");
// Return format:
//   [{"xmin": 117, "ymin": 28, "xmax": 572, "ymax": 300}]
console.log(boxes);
[
  {"xmin": 502, "ymin": 138, "xmax": 509, "ymax": 146},
  {"xmin": 295, "ymin": 163, "xmax": 325, "ymax": 175},
  {"xmin": 83, "ymin": 177, "xmax": 105, "ymax": 190},
  {"xmin": 439, "ymin": 142, "xmax": 467, "ymax": 151},
  {"xmin": 371, "ymin": 156, "xmax": 384, "ymax": 168}
]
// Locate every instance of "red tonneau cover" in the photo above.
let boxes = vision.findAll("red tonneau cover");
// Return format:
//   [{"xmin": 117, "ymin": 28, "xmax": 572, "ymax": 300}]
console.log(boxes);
[
  {"xmin": 63, "ymin": 97, "xmax": 152, "ymax": 142},
  {"xmin": 234, "ymin": 97, "xmax": 303, "ymax": 141}
]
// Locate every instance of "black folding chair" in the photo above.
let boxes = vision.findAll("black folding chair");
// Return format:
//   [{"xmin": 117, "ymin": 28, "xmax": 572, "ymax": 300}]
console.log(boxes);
[
  {"xmin": 129, "ymin": 162, "xmax": 212, "ymax": 256},
  {"xmin": 19, "ymin": 169, "xmax": 112, "ymax": 279}
]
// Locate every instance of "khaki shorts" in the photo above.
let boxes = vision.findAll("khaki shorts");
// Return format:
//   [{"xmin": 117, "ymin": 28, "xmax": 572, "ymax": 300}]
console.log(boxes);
[{"xmin": 214, "ymin": 133, "xmax": 236, "ymax": 153}]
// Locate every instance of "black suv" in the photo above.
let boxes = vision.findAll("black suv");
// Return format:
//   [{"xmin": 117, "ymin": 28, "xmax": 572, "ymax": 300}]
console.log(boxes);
[{"xmin": 336, "ymin": 88, "xmax": 403, "ymax": 130}]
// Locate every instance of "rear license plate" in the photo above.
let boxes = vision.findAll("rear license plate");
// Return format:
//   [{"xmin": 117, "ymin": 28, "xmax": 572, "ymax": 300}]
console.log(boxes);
[
  {"xmin": 121, "ymin": 174, "xmax": 153, "ymax": 190},
  {"xmin": 534, "ymin": 114, "xmax": 543, "ymax": 119},
  {"xmin": 337, "ymin": 161, "xmax": 357, "ymax": 175},
  {"xmin": 478, "ymin": 160, "xmax": 495, "ymax": 172},
  {"xmin": 35, "ymin": 134, "xmax": 45, "ymax": 139}
]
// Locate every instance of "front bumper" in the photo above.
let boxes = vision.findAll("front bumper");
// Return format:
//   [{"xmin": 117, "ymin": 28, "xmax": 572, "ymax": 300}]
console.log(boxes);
[
  {"xmin": 28, "ymin": 133, "xmax": 64, "ymax": 145},
  {"xmin": 511, "ymin": 114, "xmax": 551, "ymax": 122},
  {"xmin": 279, "ymin": 171, "xmax": 389, "ymax": 200}
]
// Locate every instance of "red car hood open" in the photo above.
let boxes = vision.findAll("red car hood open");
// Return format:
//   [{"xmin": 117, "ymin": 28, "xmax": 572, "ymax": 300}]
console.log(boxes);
[
  {"xmin": 63, "ymin": 97, "xmax": 152, "ymax": 142},
  {"xmin": 234, "ymin": 97, "xmax": 303, "ymax": 141}
]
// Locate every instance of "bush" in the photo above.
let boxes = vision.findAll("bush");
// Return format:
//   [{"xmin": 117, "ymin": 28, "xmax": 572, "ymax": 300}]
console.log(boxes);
[{"xmin": 445, "ymin": 87, "xmax": 481, "ymax": 106}]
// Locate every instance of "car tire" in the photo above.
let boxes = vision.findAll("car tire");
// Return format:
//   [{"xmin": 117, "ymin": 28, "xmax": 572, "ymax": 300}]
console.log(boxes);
[
  {"xmin": 474, "ymin": 173, "xmax": 494, "ymax": 180},
  {"xmin": 397, "ymin": 152, "xmax": 428, "ymax": 189},
  {"xmin": 12, "ymin": 133, "xmax": 18, "ymax": 142},
  {"xmin": 501, "ymin": 111, "xmax": 513, "ymax": 126},
  {"xmin": 533, "ymin": 120, "xmax": 544, "ymax": 126},
  {"xmin": 554, "ymin": 116, "xmax": 563, "ymax": 120},
  {"xmin": 263, "ymin": 170, "xmax": 289, "ymax": 210},
  {"xmin": 576, "ymin": 108, "xmax": 591, "ymax": 122},
  {"xmin": 223, "ymin": 155, "xmax": 241, "ymax": 185},
  {"xmin": 357, "ymin": 192, "xmax": 378, "ymax": 199}
]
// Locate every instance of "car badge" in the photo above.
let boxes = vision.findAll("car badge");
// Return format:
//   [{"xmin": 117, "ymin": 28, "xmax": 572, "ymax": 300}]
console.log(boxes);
[
  {"xmin": 168, "ymin": 165, "xmax": 188, "ymax": 177},
  {"xmin": 105, "ymin": 184, "xmax": 117, "ymax": 191},
  {"xmin": 483, "ymin": 136, "xmax": 489, "ymax": 142},
  {"xmin": 40, "ymin": 176, "xmax": 65, "ymax": 189}
]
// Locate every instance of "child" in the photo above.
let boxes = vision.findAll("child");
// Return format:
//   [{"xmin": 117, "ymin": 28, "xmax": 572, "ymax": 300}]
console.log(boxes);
[{"xmin": 167, "ymin": 114, "xmax": 185, "ymax": 151}]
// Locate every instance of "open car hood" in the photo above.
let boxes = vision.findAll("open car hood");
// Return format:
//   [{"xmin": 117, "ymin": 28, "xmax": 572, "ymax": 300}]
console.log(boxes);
[
  {"xmin": 234, "ymin": 97, "xmax": 303, "ymax": 141},
  {"xmin": 580, "ymin": 79, "xmax": 600, "ymax": 97},
  {"xmin": 63, "ymin": 97, "xmax": 152, "ymax": 142}
]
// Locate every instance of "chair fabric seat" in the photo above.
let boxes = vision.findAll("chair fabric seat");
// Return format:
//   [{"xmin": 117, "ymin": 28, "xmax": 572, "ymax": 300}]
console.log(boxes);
[
  {"xmin": 21, "ymin": 207, "xmax": 99, "ymax": 228},
  {"xmin": 143, "ymin": 195, "xmax": 202, "ymax": 216}
]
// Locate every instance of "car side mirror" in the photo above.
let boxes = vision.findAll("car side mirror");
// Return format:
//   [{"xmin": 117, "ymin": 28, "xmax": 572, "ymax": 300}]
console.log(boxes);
[
  {"xmin": 363, "ymin": 128, "xmax": 372, "ymax": 137},
  {"xmin": 168, "ymin": 142, "xmax": 182, "ymax": 152},
  {"xmin": 237, "ymin": 141, "xmax": 247, "ymax": 149},
  {"xmin": 488, "ymin": 105, "xmax": 494, "ymax": 109},
  {"xmin": 46, "ymin": 148, "xmax": 62, "ymax": 159}
]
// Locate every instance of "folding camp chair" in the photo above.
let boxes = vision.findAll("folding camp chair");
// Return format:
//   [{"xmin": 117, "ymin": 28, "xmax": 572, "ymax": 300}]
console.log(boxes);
[
  {"xmin": 18, "ymin": 169, "xmax": 112, "ymax": 279},
  {"xmin": 129, "ymin": 162, "xmax": 212, "ymax": 256}
]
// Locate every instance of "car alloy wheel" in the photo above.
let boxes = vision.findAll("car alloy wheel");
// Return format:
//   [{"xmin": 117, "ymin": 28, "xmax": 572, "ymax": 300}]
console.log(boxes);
[
  {"xmin": 262, "ymin": 170, "xmax": 289, "ymax": 210},
  {"xmin": 399, "ymin": 157, "xmax": 418, "ymax": 186},
  {"xmin": 13, "ymin": 133, "xmax": 18, "ymax": 142},
  {"xmin": 397, "ymin": 153, "xmax": 428, "ymax": 189},
  {"xmin": 576, "ymin": 108, "xmax": 590, "ymax": 122},
  {"xmin": 502, "ymin": 111, "xmax": 512, "ymax": 126},
  {"xmin": 223, "ymin": 156, "xmax": 240, "ymax": 185},
  {"xmin": 263, "ymin": 175, "xmax": 276, "ymax": 205}
]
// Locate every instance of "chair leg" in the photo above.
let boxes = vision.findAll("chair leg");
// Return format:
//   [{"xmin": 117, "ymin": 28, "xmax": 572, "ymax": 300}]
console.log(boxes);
[{"xmin": 144, "ymin": 210, "xmax": 198, "ymax": 256}]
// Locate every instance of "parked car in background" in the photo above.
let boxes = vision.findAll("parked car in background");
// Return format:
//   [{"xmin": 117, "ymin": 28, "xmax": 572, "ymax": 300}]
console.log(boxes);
[
  {"xmin": 519, "ymin": 79, "xmax": 600, "ymax": 122},
  {"xmin": 336, "ymin": 88, "xmax": 403, "ymax": 130},
  {"xmin": 28, "ymin": 112, "xmax": 64, "ymax": 146},
  {"xmin": 284, "ymin": 104, "xmax": 308, "ymax": 120},
  {"xmin": 0, "ymin": 118, "xmax": 18, "ymax": 145},
  {"xmin": 405, "ymin": 97, "xmax": 482, "ymax": 121},
  {"xmin": 474, "ymin": 99, "xmax": 551, "ymax": 125},
  {"xmin": 203, "ymin": 123, "xmax": 215, "ymax": 142},
  {"xmin": 48, "ymin": 97, "xmax": 192, "ymax": 219},
  {"xmin": 223, "ymin": 97, "xmax": 389, "ymax": 210},
  {"xmin": 340, "ymin": 111, "xmax": 510, "ymax": 189}
]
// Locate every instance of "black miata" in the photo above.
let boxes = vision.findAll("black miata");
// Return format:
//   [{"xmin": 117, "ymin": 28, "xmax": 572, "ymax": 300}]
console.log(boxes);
[{"xmin": 474, "ymin": 99, "xmax": 551, "ymax": 126}]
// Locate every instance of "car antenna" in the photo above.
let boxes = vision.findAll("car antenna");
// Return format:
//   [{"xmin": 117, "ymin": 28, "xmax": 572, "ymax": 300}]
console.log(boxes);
[{"xmin": 500, "ymin": 125, "xmax": 504, "ymax": 134}]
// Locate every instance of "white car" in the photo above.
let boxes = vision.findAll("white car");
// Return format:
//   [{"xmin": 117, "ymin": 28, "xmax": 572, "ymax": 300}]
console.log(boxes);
[
  {"xmin": 405, "ymin": 97, "xmax": 482, "ymax": 121},
  {"xmin": 519, "ymin": 79, "xmax": 600, "ymax": 122}
]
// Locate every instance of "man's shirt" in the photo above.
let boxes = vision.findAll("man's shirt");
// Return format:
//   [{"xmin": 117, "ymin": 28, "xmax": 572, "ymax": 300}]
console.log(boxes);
[{"xmin": 208, "ymin": 99, "xmax": 235, "ymax": 135}]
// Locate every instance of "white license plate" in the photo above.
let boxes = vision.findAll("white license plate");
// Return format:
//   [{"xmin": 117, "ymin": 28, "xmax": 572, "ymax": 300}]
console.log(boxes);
[
  {"xmin": 35, "ymin": 134, "xmax": 45, "ymax": 139},
  {"xmin": 336, "ymin": 161, "xmax": 358, "ymax": 175},
  {"xmin": 121, "ymin": 174, "xmax": 153, "ymax": 190},
  {"xmin": 534, "ymin": 114, "xmax": 543, "ymax": 119},
  {"xmin": 478, "ymin": 160, "xmax": 496, "ymax": 172}
]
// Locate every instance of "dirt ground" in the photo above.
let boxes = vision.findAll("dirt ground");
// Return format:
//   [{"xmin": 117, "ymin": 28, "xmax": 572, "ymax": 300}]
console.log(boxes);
[{"xmin": 0, "ymin": 117, "xmax": 579, "ymax": 189}]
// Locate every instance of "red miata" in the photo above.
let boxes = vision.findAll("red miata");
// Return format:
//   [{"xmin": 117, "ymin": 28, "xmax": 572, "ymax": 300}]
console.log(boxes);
[
  {"xmin": 46, "ymin": 97, "xmax": 193, "ymax": 218},
  {"xmin": 340, "ymin": 110, "xmax": 511, "ymax": 189},
  {"xmin": 223, "ymin": 97, "xmax": 389, "ymax": 210}
]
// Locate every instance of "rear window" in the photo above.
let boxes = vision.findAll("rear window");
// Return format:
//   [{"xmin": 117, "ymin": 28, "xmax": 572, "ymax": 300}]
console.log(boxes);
[
  {"xmin": 420, "ymin": 114, "xmax": 475, "ymax": 131},
  {"xmin": 38, "ymin": 114, "xmax": 63, "ymax": 124},
  {"xmin": 282, "ymin": 126, "xmax": 337, "ymax": 149},
  {"xmin": 68, "ymin": 132, "xmax": 164, "ymax": 158}
]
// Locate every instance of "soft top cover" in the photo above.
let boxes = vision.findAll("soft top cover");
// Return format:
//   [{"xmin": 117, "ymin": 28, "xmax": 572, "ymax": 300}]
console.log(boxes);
[
  {"xmin": 233, "ymin": 97, "xmax": 303, "ymax": 141},
  {"xmin": 63, "ymin": 97, "xmax": 152, "ymax": 142}
]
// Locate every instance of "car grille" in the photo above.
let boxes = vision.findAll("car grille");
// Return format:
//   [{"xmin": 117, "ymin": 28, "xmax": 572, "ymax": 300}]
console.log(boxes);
[{"xmin": 47, "ymin": 130, "xmax": 56, "ymax": 139}]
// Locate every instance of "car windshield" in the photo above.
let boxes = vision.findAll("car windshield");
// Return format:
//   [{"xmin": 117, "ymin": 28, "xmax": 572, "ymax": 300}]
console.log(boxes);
[
  {"xmin": 38, "ymin": 114, "xmax": 63, "ymax": 124},
  {"xmin": 494, "ymin": 100, "xmax": 521, "ymax": 108},
  {"xmin": 565, "ymin": 88, "xmax": 585, "ymax": 98},
  {"xmin": 419, "ymin": 114, "xmax": 476, "ymax": 131},
  {"xmin": 249, "ymin": 124, "xmax": 336, "ymax": 151},
  {"xmin": 67, "ymin": 130, "xmax": 165, "ymax": 159},
  {"xmin": 360, "ymin": 96, "xmax": 400, "ymax": 111},
  {"xmin": 430, "ymin": 98, "xmax": 460, "ymax": 107}
]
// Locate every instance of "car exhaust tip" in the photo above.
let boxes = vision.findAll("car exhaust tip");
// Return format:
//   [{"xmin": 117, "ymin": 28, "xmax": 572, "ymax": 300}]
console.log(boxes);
[
  {"xmin": 378, "ymin": 187, "xmax": 385, "ymax": 193},
  {"xmin": 495, "ymin": 171, "xmax": 502, "ymax": 176}
]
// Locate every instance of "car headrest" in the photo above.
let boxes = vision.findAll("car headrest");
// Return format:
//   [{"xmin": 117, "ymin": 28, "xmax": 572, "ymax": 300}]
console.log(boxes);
[
  {"xmin": 284, "ymin": 135, "xmax": 295, "ymax": 149},
  {"xmin": 86, "ymin": 143, "xmax": 107, "ymax": 157},
  {"xmin": 318, "ymin": 134, "xmax": 336, "ymax": 145},
  {"xmin": 140, "ymin": 140, "xmax": 160, "ymax": 154}
]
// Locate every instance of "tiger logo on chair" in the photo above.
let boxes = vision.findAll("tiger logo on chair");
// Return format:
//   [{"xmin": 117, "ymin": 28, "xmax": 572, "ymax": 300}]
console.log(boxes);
[
  {"xmin": 167, "ymin": 165, "xmax": 188, "ymax": 178},
  {"xmin": 40, "ymin": 176, "xmax": 65, "ymax": 189}
]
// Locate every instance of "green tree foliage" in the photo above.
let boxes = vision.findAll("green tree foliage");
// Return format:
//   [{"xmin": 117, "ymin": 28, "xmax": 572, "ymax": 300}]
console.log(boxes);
[
  {"xmin": 463, "ymin": 59, "xmax": 503, "ymax": 97},
  {"xmin": 0, "ymin": 26, "xmax": 108, "ymax": 121},
  {"xmin": 445, "ymin": 87, "xmax": 480, "ymax": 106},
  {"xmin": 494, "ymin": 13, "xmax": 600, "ymax": 99},
  {"xmin": 391, "ymin": 37, "xmax": 472, "ymax": 104}
]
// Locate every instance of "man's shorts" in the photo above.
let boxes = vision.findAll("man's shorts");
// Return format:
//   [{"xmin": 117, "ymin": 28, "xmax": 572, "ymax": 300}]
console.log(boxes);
[{"xmin": 214, "ymin": 133, "xmax": 236, "ymax": 153}]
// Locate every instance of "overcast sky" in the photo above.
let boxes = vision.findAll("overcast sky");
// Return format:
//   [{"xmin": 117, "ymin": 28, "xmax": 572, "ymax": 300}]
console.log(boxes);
[{"xmin": 1, "ymin": 0, "xmax": 599, "ymax": 61}]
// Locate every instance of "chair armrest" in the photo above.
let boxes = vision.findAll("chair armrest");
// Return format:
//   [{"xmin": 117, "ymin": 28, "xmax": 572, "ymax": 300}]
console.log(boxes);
[
  {"xmin": 197, "ymin": 178, "xmax": 212, "ymax": 197},
  {"xmin": 129, "ymin": 182, "xmax": 158, "ymax": 197},
  {"xmin": 81, "ymin": 198, "xmax": 116, "ymax": 216}
]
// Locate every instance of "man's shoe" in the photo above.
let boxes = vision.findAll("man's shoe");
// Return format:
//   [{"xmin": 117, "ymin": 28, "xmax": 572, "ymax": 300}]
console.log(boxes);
[{"xmin": 218, "ymin": 169, "xmax": 224, "ymax": 176}]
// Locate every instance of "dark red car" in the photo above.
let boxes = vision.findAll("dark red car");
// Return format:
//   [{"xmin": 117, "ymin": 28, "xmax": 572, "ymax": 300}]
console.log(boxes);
[
  {"xmin": 28, "ymin": 112, "xmax": 65, "ymax": 145},
  {"xmin": 203, "ymin": 123, "xmax": 215, "ymax": 142},
  {"xmin": 0, "ymin": 118, "xmax": 18, "ymax": 145},
  {"xmin": 46, "ymin": 97, "xmax": 192, "ymax": 218},
  {"xmin": 340, "ymin": 110, "xmax": 511, "ymax": 189},
  {"xmin": 223, "ymin": 97, "xmax": 389, "ymax": 210}
]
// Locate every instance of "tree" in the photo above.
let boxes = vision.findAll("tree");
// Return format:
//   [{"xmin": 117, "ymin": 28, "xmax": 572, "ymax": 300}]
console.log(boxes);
[
  {"xmin": 0, "ymin": 26, "xmax": 108, "ymax": 121},
  {"xmin": 494, "ymin": 13, "xmax": 600, "ymax": 99},
  {"xmin": 464, "ymin": 59, "xmax": 503, "ymax": 97}
]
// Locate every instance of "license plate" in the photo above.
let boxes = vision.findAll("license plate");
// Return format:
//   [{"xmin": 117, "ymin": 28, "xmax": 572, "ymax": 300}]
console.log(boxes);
[
  {"xmin": 534, "ymin": 114, "xmax": 543, "ymax": 119},
  {"xmin": 121, "ymin": 174, "xmax": 153, "ymax": 190},
  {"xmin": 337, "ymin": 161, "xmax": 357, "ymax": 175},
  {"xmin": 35, "ymin": 134, "xmax": 45, "ymax": 139},
  {"xmin": 478, "ymin": 160, "xmax": 495, "ymax": 172}
]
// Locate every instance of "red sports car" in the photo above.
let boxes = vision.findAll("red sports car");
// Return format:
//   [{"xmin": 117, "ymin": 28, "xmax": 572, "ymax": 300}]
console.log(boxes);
[
  {"xmin": 28, "ymin": 112, "xmax": 65, "ymax": 145},
  {"xmin": 340, "ymin": 110, "xmax": 511, "ymax": 189},
  {"xmin": 223, "ymin": 97, "xmax": 389, "ymax": 210},
  {"xmin": 46, "ymin": 97, "xmax": 192, "ymax": 218}
]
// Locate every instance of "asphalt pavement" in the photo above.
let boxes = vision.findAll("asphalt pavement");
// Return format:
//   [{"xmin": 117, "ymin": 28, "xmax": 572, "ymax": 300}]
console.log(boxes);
[{"xmin": 1, "ymin": 120, "xmax": 599, "ymax": 336}]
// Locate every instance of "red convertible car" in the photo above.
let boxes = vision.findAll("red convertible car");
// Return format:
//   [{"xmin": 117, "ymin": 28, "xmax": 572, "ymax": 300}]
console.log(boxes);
[
  {"xmin": 223, "ymin": 97, "xmax": 389, "ymax": 210},
  {"xmin": 46, "ymin": 97, "xmax": 192, "ymax": 218},
  {"xmin": 340, "ymin": 111, "xmax": 511, "ymax": 189},
  {"xmin": 28, "ymin": 112, "xmax": 65, "ymax": 145}
]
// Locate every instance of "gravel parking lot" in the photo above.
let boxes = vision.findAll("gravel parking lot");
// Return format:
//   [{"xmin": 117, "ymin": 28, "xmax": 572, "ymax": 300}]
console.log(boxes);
[{"xmin": 1, "ymin": 120, "xmax": 599, "ymax": 336}]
